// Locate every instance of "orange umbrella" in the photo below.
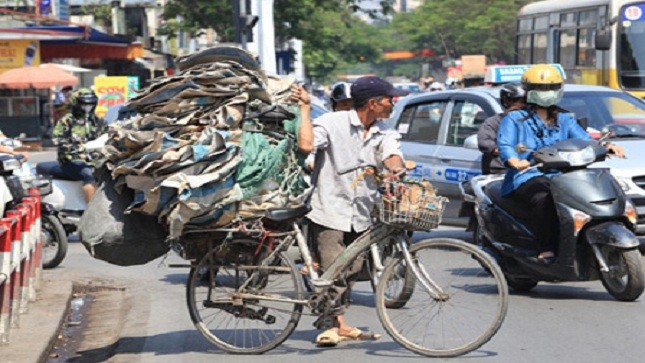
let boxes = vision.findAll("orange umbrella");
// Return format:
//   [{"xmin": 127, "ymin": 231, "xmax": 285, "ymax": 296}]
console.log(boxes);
[{"xmin": 0, "ymin": 65, "xmax": 79, "ymax": 89}]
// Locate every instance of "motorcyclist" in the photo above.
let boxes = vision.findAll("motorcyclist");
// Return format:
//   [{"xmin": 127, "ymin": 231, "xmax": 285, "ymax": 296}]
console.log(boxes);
[
  {"xmin": 477, "ymin": 82, "xmax": 526, "ymax": 175},
  {"xmin": 52, "ymin": 88, "xmax": 105, "ymax": 203},
  {"xmin": 497, "ymin": 64, "xmax": 625, "ymax": 263}
]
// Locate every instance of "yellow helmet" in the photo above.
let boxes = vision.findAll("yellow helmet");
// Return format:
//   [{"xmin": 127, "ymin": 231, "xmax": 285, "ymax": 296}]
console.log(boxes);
[{"xmin": 521, "ymin": 64, "xmax": 563, "ymax": 91}]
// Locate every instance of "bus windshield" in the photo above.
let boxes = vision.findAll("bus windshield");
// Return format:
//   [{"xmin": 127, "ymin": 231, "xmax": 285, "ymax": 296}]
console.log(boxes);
[{"xmin": 620, "ymin": 3, "xmax": 645, "ymax": 89}]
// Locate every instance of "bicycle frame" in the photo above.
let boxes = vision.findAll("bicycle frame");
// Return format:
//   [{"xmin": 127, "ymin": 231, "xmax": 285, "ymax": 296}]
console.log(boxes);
[{"xmin": 227, "ymin": 221, "xmax": 449, "ymax": 305}]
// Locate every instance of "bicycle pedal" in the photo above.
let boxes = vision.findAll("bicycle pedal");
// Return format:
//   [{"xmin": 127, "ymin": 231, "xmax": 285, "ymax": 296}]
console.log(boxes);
[{"xmin": 310, "ymin": 278, "xmax": 332, "ymax": 288}]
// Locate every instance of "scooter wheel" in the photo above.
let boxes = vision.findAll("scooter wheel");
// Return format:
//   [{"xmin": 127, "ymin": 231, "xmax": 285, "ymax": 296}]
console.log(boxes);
[{"xmin": 41, "ymin": 214, "xmax": 68, "ymax": 269}]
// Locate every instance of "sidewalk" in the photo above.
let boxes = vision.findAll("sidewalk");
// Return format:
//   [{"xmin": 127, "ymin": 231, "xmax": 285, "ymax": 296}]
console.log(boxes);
[{"xmin": 0, "ymin": 272, "xmax": 73, "ymax": 363}]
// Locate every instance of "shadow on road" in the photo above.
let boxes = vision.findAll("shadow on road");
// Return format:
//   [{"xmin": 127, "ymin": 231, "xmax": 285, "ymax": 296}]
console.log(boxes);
[
  {"xmin": 511, "ymin": 283, "xmax": 617, "ymax": 301},
  {"xmin": 71, "ymin": 328, "xmax": 500, "ymax": 360}
]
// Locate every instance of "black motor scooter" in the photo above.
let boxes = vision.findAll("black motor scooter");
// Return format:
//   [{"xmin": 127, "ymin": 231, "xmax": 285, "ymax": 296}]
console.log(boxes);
[{"xmin": 466, "ymin": 139, "xmax": 644, "ymax": 301}]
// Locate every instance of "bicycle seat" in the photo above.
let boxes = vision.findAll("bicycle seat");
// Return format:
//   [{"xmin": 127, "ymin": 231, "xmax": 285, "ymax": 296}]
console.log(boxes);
[{"xmin": 264, "ymin": 205, "xmax": 311, "ymax": 222}]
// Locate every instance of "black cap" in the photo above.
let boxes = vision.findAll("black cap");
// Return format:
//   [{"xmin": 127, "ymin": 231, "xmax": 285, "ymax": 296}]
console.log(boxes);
[{"xmin": 350, "ymin": 76, "xmax": 408, "ymax": 105}]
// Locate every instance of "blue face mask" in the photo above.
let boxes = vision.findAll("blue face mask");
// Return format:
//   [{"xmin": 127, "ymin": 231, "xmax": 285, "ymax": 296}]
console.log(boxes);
[{"xmin": 527, "ymin": 89, "xmax": 563, "ymax": 107}]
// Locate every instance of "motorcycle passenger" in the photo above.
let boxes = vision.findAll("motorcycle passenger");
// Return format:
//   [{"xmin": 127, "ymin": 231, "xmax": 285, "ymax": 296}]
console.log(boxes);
[
  {"xmin": 477, "ymin": 82, "xmax": 526, "ymax": 175},
  {"xmin": 497, "ymin": 64, "xmax": 625, "ymax": 263},
  {"xmin": 52, "ymin": 88, "xmax": 105, "ymax": 203},
  {"xmin": 302, "ymin": 76, "xmax": 407, "ymax": 346}
]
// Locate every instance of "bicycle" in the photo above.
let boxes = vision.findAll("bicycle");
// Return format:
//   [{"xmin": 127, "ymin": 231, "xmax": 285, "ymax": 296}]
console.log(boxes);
[{"xmin": 176, "ymin": 176, "xmax": 509, "ymax": 357}]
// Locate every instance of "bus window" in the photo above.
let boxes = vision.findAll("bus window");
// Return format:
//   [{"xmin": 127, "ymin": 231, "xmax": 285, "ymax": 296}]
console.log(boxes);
[
  {"xmin": 534, "ymin": 16, "xmax": 549, "ymax": 30},
  {"xmin": 579, "ymin": 9, "xmax": 598, "ymax": 26},
  {"xmin": 578, "ymin": 28, "xmax": 596, "ymax": 66},
  {"xmin": 559, "ymin": 29, "xmax": 577, "ymax": 68},
  {"xmin": 533, "ymin": 33, "xmax": 548, "ymax": 63},
  {"xmin": 517, "ymin": 35, "xmax": 532, "ymax": 63},
  {"xmin": 560, "ymin": 12, "xmax": 577, "ymax": 27}
]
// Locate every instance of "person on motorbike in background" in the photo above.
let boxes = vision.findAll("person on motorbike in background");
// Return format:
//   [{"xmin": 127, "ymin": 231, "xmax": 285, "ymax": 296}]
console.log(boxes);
[
  {"xmin": 497, "ymin": 64, "xmax": 625, "ymax": 264},
  {"xmin": 52, "ymin": 88, "xmax": 105, "ymax": 203},
  {"xmin": 300, "ymin": 76, "xmax": 407, "ymax": 347},
  {"xmin": 329, "ymin": 82, "xmax": 354, "ymax": 112},
  {"xmin": 478, "ymin": 82, "xmax": 526, "ymax": 175}
]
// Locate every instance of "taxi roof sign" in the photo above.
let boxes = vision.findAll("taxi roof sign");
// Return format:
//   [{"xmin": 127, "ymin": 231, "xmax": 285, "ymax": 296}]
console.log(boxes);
[{"xmin": 484, "ymin": 64, "xmax": 566, "ymax": 84}]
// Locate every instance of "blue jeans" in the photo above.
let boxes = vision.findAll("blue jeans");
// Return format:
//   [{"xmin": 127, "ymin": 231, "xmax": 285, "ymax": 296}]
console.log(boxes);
[{"xmin": 61, "ymin": 161, "xmax": 96, "ymax": 185}]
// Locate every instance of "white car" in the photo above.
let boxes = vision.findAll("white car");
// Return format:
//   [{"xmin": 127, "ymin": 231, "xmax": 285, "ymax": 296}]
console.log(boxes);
[{"xmin": 387, "ymin": 84, "xmax": 645, "ymax": 234}]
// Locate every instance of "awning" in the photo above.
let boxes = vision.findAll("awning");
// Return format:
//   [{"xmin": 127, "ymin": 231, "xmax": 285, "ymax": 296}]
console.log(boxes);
[
  {"xmin": 16, "ymin": 25, "xmax": 144, "ymax": 60},
  {"xmin": 0, "ymin": 28, "xmax": 82, "ymax": 41}
]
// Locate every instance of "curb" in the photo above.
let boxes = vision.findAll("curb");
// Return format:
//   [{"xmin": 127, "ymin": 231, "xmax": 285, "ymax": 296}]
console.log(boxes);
[{"xmin": 0, "ymin": 272, "xmax": 73, "ymax": 363}]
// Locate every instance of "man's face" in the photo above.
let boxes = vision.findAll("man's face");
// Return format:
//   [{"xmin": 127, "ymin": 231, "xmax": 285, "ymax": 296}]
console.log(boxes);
[{"xmin": 369, "ymin": 95, "xmax": 394, "ymax": 119}]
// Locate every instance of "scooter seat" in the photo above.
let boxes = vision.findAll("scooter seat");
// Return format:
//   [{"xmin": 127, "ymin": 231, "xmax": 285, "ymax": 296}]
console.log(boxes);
[
  {"xmin": 35, "ymin": 161, "xmax": 78, "ymax": 181},
  {"xmin": 485, "ymin": 180, "xmax": 534, "ymax": 223}
]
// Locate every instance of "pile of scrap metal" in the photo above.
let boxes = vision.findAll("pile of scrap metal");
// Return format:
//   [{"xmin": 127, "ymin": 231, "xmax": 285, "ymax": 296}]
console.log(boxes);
[{"xmin": 101, "ymin": 45, "xmax": 311, "ymax": 241}]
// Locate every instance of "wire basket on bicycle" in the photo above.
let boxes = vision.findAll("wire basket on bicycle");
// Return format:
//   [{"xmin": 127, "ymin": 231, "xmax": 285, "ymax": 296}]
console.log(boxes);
[{"xmin": 379, "ymin": 179, "xmax": 447, "ymax": 231}]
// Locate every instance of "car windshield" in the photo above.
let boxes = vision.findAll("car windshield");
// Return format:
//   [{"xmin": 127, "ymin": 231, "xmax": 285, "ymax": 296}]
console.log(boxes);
[
  {"xmin": 560, "ymin": 91, "xmax": 645, "ymax": 139},
  {"xmin": 619, "ymin": 3, "xmax": 645, "ymax": 89}
]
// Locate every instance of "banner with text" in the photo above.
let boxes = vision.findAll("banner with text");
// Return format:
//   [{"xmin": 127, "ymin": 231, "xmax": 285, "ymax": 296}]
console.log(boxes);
[{"xmin": 94, "ymin": 76, "xmax": 129, "ymax": 118}]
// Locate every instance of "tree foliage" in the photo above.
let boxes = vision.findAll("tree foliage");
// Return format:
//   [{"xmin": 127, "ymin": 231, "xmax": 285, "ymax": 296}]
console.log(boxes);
[
  {"xmin": 159, "ymin": 0, "xmax": 533, "ymax": 80},
  {"xmin": 393, "ymin": 0, "xmax": 532, "ymax": 63}
]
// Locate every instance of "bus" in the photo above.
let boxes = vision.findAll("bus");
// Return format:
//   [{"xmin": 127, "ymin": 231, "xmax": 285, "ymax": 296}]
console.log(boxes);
[{"xmin": 515, "ymin": 0, "xmax": 645, "ymax": 98}]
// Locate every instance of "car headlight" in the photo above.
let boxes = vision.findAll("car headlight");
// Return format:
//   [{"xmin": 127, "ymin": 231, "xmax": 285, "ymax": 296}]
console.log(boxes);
[{"xmin": 557, "ymin": 146, "xmax": 595, "ymax": 166}]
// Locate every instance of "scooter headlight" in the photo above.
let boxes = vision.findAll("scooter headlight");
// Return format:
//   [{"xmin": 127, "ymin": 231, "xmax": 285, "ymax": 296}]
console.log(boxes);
[
  {"xmin": 557, "ymin": 146, "xmax": 596, "ymax": 167},
  {"xmin": 562, "ymin": 205, "xmax": 592, "ymax": 236}
]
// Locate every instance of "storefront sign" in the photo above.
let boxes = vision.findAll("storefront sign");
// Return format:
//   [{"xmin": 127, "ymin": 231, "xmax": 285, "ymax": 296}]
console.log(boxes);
[
  {"xmin": 0, "ymin": 40, "xmax": 41, "ymax": 74},
  {"xmin": 94, "ymin": 76, "xmax": 129, "ymax": 118}
]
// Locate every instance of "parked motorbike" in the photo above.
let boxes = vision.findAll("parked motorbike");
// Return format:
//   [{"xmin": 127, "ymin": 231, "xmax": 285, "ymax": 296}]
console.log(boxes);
[
  {"xmin": 0, "ymin": 152, "xmax": 68, "ymax": 269},
  {"xmin": 464, "ymin": 139, "xmax": 644, "ymax": 301}
]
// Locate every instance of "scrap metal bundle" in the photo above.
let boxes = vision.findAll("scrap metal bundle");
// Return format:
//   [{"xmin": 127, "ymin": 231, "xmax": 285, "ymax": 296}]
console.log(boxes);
[{"xmin": 102, "ymin": 46, "xmax": 310, "ymax": 239}]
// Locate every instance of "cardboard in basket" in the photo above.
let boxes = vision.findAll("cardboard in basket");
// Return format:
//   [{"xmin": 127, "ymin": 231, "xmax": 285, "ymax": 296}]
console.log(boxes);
[{"xmin": 398, "ymin": 180, "xmax": 438, "ymax": 214}]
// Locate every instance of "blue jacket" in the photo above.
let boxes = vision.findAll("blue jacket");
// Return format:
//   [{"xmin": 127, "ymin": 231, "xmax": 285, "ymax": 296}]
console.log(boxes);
[{"xmin": 498, "ymin": 109, "xmax": 590, "ymax": 195}]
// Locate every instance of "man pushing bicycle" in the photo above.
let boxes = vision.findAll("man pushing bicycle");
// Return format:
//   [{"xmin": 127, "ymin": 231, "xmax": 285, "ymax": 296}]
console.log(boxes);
[{"xmin": 300, "ymin": 76, "xmax": 408, "ymax": 346}]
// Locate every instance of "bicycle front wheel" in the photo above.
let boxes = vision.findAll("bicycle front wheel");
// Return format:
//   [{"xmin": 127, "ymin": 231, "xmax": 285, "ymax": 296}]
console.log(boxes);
[
  {"xmin": 186, "ymin": 240, "xmax": 304, "ymax": 354},
  {"xmin": 376, "ymin": 238, "xmax": 508, "ymax": 357}
]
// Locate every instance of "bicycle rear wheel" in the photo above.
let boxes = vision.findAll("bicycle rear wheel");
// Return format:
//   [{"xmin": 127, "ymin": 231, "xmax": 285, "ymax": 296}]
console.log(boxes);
[
  {"xmin": 186, "ymin": 239, "xmax": 304, "ymax": 354},
  {"xmin": 376, "ymin": 238, "xmax": 508, "ymax": 357}
]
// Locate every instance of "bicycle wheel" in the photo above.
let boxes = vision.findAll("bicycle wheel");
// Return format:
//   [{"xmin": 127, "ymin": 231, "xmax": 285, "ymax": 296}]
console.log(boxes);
[
  {"xmin": 186, "ymin": 239, "xmax": 304, "ymax": 354},
  {"xmin": 376, "ymin": 238, "xmax": 508, "ymax": 357}
]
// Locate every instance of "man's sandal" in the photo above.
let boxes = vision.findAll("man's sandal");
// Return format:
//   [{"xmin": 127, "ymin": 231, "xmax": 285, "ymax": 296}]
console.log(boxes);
[
  {"xmin": 338, "ymin": 327, "xmax": 382, "ymax": 342},
  {"xmin": 315, "ymin": 328, "xmax": 341, "ymax": 347}
]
